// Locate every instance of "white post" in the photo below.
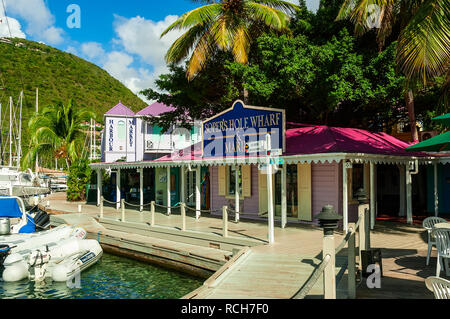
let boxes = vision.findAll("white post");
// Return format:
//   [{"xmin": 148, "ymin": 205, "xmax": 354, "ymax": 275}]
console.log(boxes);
[
  {"xmin": 266, "ymin": 134, "xmax": 274, "ymax": 244},
  {"xmin": 139, "ymin": 168, "xmax": 144, "ymax": 212},
  {"xmin": 281, "ymin": 164, "xmax": 287, "ymax": 229},
  {"xmin": 78, "ymin": 205, "xmax": 81, "ymax": 213},
  {"xmin": 121, "ymin": 198, "xmax": 125, "ymax": 222},
  {"xmin": 167, "ymin": 166, "xmax": 171, "ymax": 215},
  {"xmin": 434, "ymin": 163, "xmax": 439, "ymax": 217},
  {"xmin": 399, "ymin": 165, "xmax": 406, "ymax": 217},
  {"xmin": 181, "ymin": 203, "xmax": 186, "ymax": 231},
  {"xmin": 370, "ymin": 162, "xmax": 376, "ymax": 230},
  {"xmin": 406, "ymin": 169, "xmax": 413, "ymax": 224},
  {"xmin": 323, "ymin": 231, "xmax": 336, "ymax": 299},
  {"xmin": 342, "ymin": 161, "xmax": 349, "ymax": 233},
  {"xmin": 116, "ymin": 169, "xmax": 121, "ymax": 210},
  {"xmin": 150, "ymin": 201, "xmax": 155, "ymax": 226},
  {"xmin": 181, "ymin": 166, "xmax": 185, "ymax": 204},
  {"xmin": 97, "ymin": 169, "xmax": 102, "ymax": 207},
  {"xmin": 196, "ymin": 166, "xmax": 201, "ymax": 220},
  {"xmin": 223, "ymin": 206, "xmax": 228, "ymax": 237},
  {"xmin": 100, "ymin": 196, "xmax": 104, "ymax": 219},
  {"xmin": 234, "ymin": 165, "xmax": 240, "ymax": 223},
  {"xmin": 347, "ymin": 223, "xmax": 356, "ymax": 299}
]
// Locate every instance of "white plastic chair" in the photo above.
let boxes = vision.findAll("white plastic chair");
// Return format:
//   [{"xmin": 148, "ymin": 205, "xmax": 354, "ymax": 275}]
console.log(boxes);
[
  {"xmin": 432, "ymin": 227, "xmax": 450, "ymax": 277},
  {"xmin": 423, "ymin": 217, "xmax": 448, "ymax": 266},
  {"xmin": 425, "ymin": 276, "xmax": 450, "ymax": 299}
]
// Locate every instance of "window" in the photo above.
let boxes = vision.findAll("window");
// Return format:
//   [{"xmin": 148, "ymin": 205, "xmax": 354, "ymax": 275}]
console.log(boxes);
[
  {"xmin": 117, "ymin": 120, "xmax": 126, "ymax": 140},
  {"xmin": 227, "ymin": 166, "xmax": 242, "ymax": 196},
  {"xmin": 351, "ymin": 164, "xmax": 365, "ymax": 199}
]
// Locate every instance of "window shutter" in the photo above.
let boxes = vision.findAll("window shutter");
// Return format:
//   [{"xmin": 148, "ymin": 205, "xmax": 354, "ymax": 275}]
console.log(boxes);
[
  {"xmin": 242, "ymin": 165, "xmax": 251, "ymax": 197},
  {"xmin": 258, "ymin": 169, "xmax": 268, "ymax": 215},
  {"xmin": 298, "ymin": 163, "xmax": 312, "ymax": 221},
  {"xmin": 218, "ymin": 166, "xmax": 226, "ymax": 196}
]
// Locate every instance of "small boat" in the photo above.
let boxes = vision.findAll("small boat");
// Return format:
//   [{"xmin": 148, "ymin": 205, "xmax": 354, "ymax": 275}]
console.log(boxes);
[
  {"xmin": 1, "ymin": 225, "xmax": 87, "ymax": 281},
  {"xmin": 0, "ymin": 196, "xmax": 49, "ymax": 235},
  {"xmin": 28, "ymin": 239, "xmax": 103, "ymax": 282}
]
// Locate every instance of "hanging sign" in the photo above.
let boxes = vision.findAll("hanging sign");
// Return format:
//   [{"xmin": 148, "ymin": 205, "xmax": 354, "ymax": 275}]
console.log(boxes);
[{"xmin": 202, "ymin": 100, "xmax": 285, "ymax": 158}]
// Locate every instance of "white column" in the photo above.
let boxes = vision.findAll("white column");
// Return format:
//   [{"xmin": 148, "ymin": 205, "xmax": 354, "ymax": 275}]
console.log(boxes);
[
  {"xmin": 196, "ymin": 166, "xmax": 201, "ymax": 220},
  {"xmin": 434, "ymin": 163, "xmax": 439, "ymax": 217},
  {"xmin": 266, "ymin": 134, "xmax": 274, "ymax": 244},
  {"xmin": 97, "ymin": 169, "xmax": 102, "ymax": 207},
  {"xmin": 399, "ymin": 165, "xmax": 406, "ymax": 217},
  {"xmin": 116, "ymin": 169, "xmax": 121, "ymax": 210},
  {"xmin": 234, "ymin": 166, "xmax": 240, "ymax": 222},
  {"xmin": 139, "ymin": 168, "xmax": 144, "ymax": 212},
  {"xmin": 370, "ymin": 162, "xmax": 375, "ymax": 230},
  {"xmin": 281, "ymin": 164, "xmax": 287, "ymax": 229},
  {"xmin": 167, "ymin": 166, "xmax": 171, "ymax": 215},
  {"xmin": 342, "ymin": 162, "xmax": 348, "ymax": 233},
  {"xmin": 406, "ymin": 169, "xmax": 413, "ymax": 224}
]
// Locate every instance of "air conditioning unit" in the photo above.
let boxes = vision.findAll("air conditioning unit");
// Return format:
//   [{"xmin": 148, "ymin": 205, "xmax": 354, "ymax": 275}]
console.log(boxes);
[
  {"xmin": 420, "ymin": 131, "xmax": 438, "ymax": 141},
  {"xmin": 146, "ymin": 140, "xmax": 154, "ymax": 150}
]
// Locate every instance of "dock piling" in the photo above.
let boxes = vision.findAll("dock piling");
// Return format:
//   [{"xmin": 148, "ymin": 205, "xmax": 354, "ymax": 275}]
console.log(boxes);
[
  {"xmin": 121, "ymin": 199, "xmax": 125, "ymax": 222},
  {"xmin": 223, "ymin": 206, "xmax": 228, "ymax": 238},
  {"xmin": 150, "ymin": 201, "xmax": 155, "ymax": 226},
  {"xmin": 181, "ymin": 203, "xmax": 186, "ymax": 231},
  {"xmin": 100, "ymin": 196, "xmax": 104, "ymax": 218}
]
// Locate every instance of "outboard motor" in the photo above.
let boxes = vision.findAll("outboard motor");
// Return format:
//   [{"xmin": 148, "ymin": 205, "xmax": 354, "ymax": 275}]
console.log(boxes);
[
  {"xmin": 0, "ymin": 244, "xmax": 11, "ymax": 265},
  {"xmin": 0, "ymin": 218, "xmax": 10, "ymax": 235}
]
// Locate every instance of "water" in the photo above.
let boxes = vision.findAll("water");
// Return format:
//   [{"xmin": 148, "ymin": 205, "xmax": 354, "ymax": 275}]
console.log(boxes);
[{"xmin": 0, "ymin": 253, "xmax": 203, "ymax": 299}]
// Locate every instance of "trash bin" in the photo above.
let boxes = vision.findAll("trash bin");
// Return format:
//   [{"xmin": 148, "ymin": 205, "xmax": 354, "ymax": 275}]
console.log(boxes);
[{"xmin": 361, "ymin": 248, "xmax": 383, "ymax": 278}]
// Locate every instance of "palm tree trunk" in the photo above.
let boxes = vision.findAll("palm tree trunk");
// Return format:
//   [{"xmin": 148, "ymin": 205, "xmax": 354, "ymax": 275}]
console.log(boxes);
[
  {"xmin": 405, "ymin": 89, "xmax": 419, "ymax": 142},
  {"xmin": 243, "ymin": 87, "xmax": 249, "ymax": 104}
]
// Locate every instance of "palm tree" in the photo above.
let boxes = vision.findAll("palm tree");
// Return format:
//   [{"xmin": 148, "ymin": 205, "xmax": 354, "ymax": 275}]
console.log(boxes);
[
  {"xmin": 336, "ymin": 0, "xmax": 450, "ymax": 141},
  {"xmin": 23, "ymin": 99, "xmax": 95, "ymax": 169},
  {"xmin": 161, "ymin": 0, "xmax": 299, "ymax": 83}
]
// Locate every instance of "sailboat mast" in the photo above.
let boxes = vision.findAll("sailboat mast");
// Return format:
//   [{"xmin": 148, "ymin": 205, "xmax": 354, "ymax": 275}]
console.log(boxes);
[
  {"xmin": 17, "ymin": 91, "xmax": 23, "ymax": 168},
  {"xmin": 0, "ymin": 102, "xmax": 2, "ymax": 166},
  {"xmin": 9, "ymin": 96, "xmax": 12, "ymax": 167},
  {"xmin": 35, "ymin": 88, "xmax": 39, "ymax": 173}
]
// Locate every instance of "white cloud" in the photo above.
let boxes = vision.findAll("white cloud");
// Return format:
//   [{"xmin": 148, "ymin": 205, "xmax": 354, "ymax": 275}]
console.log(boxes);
[
  {"xmin": 81, "ymin": 42, "xmax": 105, "ymax": 60},
  {"xmin": 2, "ymin": 0, "xmax": 65, "ymax": 44},
  {"xmin": 99, "ymin": 14, "xmax": 185, "ymax": 103},
  {"xmin": 65, "ymin": 46, "xmax": 78, "ymax": 55},
  {"xmin": 0, "ymin": 15, "xmax": 26, "ymax": 38}
]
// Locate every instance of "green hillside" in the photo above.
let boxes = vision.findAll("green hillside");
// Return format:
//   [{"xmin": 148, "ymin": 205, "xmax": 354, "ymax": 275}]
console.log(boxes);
[{"xmin": 0, "ymin": 37, "xmax": 147, "ymax": 166}]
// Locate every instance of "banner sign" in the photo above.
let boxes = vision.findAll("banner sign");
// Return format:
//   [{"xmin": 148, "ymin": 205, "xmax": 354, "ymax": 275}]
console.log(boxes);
[{"xmin": 202, "ymin": 100, "xmax": 285, "ymax": 158}]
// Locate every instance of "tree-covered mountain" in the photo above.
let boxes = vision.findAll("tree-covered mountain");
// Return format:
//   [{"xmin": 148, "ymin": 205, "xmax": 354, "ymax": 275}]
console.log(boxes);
[{"xmin": 0, "ymin": 37, "xmax": 147, "ymax": 166}]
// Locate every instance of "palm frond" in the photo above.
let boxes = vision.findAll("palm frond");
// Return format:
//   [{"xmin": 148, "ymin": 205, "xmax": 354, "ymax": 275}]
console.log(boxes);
[
  {"xmin": 165, "ymin": 24, "xmax": 206, "ymax": 64},
  {"xmin": 186, "ymin": 31, "xmax": 215, "ymax": 80},
  {"xmin": 161, "ymin": 3, "xmax": 221, "ymax": 38},
  {"xmin": 252, "ymin": 0, "xmax": 300, "ymax": 14},
  {"xmin": 245, "ymin": 2, "xmax": 290, "ymax": 31},
  {"xmin": 397, "ymin": 0, "xmax": 450, "ymax": 84},
  {"xmin": 232, "ymin": 24, "xmax": 251, "ymax": 64}
]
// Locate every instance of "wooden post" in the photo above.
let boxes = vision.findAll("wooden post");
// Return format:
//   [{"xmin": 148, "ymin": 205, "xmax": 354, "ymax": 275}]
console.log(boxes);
[
  {"xmin": 139, "ymin": 168, "xmax": 144, "ymax": 212},
  {"xmin": 121, "ymin": 198, "xmax": 125, "ymax": 222},
  {"xmin": 267, "ymin": 135, "xmax": 274, "ymax": 244},
  {"xmin": 181, "ymin": 203, "xmax": 186, "ymax": 231},
  {"xmin": 342, "ymin": 161, "xmax": 349, "ymax": 233},
  {"xmin": 281, "ymin": 164, "xmax": 287, "ymax": 229},
  {"xmin": 196, "ymin": 166, "xmax": 201, "ymax": 220},
  {"xmin": 78, "ymin": 204, "xmax": 82, "ymax": 213},
  {"xmin": 97, "ymin": 169, "xmax": 102, "ymax": 207},
  {"xmin": 100, "ymin": 196, "xmax": 104, "ymax": 219},
  {"xmin": 406, "ymin": 169, "xmax": 413, "ymax": 224},
  {"xmin": 181, "ymin": 166, "xmax": 185, "ymax": 204},
  {"xmin": 235, "ymin": 166, "xmax": 240, "ymax": 223},
  {"xmin": 167, "ymin": 167, "xmax": 171, "ymax": 216},
  {"xmin": 116, "ymin": 169, "xmax": 121, "ymax": 210},
  {"xmin": 358, "ymin": 203, "xmax": 370, "ymax": 271},
  {"xmin": 347, "ymin": 223, "xmax": 356, "ymax": 299},
  {"xmin": 434, "ymin": 163, "xmax": 439, "ymax": 217},
  {"xmin": 150, "ymin": 201, "xmax": 155, "ymax": 226},
  {"xmin": 323, "ymin": 231, "xmax": 336, "ymax": 299},
  {"xmin": 370, "ymin": 163, "xmax": 376, "ymax": 230},
  {"xmin": 399, "ymin": 165, "xmax": 406, "ymax": 217},
  {"xmin": 223, "ymin": 206, "xmax": 228, "ymax": 237}
]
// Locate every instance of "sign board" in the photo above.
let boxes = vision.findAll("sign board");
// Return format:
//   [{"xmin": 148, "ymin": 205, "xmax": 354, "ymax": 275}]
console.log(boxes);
[{"xmin": 202, "ymin": 100, "xmax": 285, "ymax": 158}]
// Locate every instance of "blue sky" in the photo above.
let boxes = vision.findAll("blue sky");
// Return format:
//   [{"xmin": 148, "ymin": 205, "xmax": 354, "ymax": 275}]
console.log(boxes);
[{"xmin": 0, "ymin": 0, "xmax": 320, "ymax": 102}]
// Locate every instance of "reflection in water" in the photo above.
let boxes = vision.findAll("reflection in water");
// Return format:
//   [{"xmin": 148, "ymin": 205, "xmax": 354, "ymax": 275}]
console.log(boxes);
[{"xmin": 0, "ymin": 253, "xmax": 203, "ymax": 299}]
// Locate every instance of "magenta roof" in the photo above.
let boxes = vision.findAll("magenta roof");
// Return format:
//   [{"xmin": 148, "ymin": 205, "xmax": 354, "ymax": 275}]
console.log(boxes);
[
  {"xmin": 284, "ymin": 124, "xmax": 426, "ymax": 157},
  {"xmin": 153, "ymin": 124, "xmax": 429, "ymax": 162},
  {"xmin": 136, "ymin": 101, "xmax": 176, "ymax": 116},
  {"xmin": 105, "ymin": 102, "xmax": 135, "ymax": 116}
]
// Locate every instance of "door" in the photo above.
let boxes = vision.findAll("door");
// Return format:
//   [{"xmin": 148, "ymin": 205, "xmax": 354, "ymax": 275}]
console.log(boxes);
[{"xmin": 298, "ymin": 163, "xmax": 312, "ymax": 221}]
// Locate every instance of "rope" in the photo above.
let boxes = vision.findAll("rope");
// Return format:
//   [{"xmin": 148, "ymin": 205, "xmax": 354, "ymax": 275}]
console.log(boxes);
[
  {"xmin": 154, "ymin": 202, "xmax": 181, "ymax": 209},
  {"xmin": 184, "ymin": 205, "xmax": 221, "ymax": 214},
  {"xmin": 102, "ymin": 198, "xmax": 118, "ymax": 205},
  {"xmin": 123, "ymin": 200, "xmax": 154, "ymax": 208},
  {"xmin": 291, "ymin": 254, "xmax": 331, "ymax": 299},
  {"xmin": 225, "ymin": 207, "xmax": 250, "ymax": 216}
]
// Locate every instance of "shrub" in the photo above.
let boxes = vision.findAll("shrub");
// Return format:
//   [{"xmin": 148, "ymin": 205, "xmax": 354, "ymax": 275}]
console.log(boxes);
[{"xmin": 67, "ymin": 158, "xmax": 92, "ymax": 201}]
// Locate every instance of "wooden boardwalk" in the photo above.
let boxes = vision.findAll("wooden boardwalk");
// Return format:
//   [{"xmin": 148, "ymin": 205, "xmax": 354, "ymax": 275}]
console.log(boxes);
[{"xmin": 44, "ymin": 193, "xmax": 441, "ymax": 299}]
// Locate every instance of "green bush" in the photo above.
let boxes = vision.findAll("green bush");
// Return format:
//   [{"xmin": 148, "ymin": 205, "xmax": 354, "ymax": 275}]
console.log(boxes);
[{"xmin": 67, "ymin": 158, "xmax": 92, "ymax": 202}]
